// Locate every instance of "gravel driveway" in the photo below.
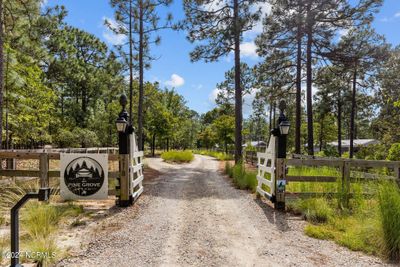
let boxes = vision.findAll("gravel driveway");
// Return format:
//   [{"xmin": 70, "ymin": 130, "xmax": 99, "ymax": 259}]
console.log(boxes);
[{"xmin": 59, "ymin": 155, "xmax": 389, "ymax": 267}]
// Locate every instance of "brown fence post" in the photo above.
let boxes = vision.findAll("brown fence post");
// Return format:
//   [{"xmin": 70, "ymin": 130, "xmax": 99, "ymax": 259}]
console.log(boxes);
[
  {"xmin": 275, "ymin": 158, "xmax": 286, "ymax": 210},
  {"xmin": 118, "ymin": 154, "xmax": 130, "ymax": 207},
  {"xmin": 39, "ymin": 153, "xmax": 49, "ymax": 188},
  {"xmin": 340, "ymin": 160, "xmax": 350, "ymax": 208},
  {"xmin": 395, "ymin": 164, "xmax": 400, "ymax": 187}
]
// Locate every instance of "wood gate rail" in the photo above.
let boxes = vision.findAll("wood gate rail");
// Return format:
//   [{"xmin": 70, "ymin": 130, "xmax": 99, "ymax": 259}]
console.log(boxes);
[{"xmin": 256, "ymin": 149, "xmax": 400, "ymax": 209}]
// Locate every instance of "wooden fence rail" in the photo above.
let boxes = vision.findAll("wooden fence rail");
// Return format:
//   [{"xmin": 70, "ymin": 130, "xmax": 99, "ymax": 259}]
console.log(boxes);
[
  {"xmin": 253, "ymin": 152, "xmax": 400, "ymax": 207},
  {"xmin": 0, "ymin": 150, "xmax": 119, "ymax": 195}
]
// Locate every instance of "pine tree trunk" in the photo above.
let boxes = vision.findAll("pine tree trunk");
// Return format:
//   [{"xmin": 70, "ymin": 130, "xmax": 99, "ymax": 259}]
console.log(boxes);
[
  {"xmin": 0, "ymin": 0, "xmax": 4, "ymax": 149},
  {"xmin": 5, "ymin": 51, "xmax": 9, "ymax": 149},
  {"xmin": 138, "ymin": 0, "xmax": 144, "ymax": 150},
  {"xmin": 128, "ymin": 0, "xmax": 134, "ymax": 121},
  {"xmin": 349, "ymin": 66, "xmax": 357, "ymax": 159},
  {"xmin": 295, "ymin": 23, "xmax": 302, "ymax": 154},
  {"xmin": 273, "ymin": 103, "xmax": 276, "ymax": 128},
  {"xmin": 305, "ymin": 21, "xmax": 314, "ymax": 155},
  {"xmin": 233, "ymin": 0, "xmax": 242, "ymax": 164},
  {"xmin": 268, "ymin": 102, "xmax": 272, "ymax": 143},
  {"xmin": 337, "ymin": 89, "xmax": 342, "ymax": 156},
  {"xmin": 319, "ymin": 117, "xmax": 323, "ymax": 151},
  {"xmin": 152, "ymin": 133, "xmax": 156, "ymax": 157}
]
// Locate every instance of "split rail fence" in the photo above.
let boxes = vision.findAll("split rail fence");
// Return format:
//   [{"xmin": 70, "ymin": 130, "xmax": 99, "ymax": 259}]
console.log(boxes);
[
  {"xmin": 0, "ymin": 148, "xmax": 120, "ymax": 195},
  {"xmin": 254, "ymin": 149, "xmax": 400, "ymax": 208}
]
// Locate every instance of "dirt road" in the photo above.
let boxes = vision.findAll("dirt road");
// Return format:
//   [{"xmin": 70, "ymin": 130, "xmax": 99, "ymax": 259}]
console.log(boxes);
[{"xmin": 60, "ymin": 155, "xmax": 388, "ymax": 267}]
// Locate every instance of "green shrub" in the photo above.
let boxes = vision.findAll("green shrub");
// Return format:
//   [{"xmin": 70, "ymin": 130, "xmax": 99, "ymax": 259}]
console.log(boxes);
[
  {"xmin": 378, "ymin": 181, "xmax": 400, "ymax": 261},
  {"xmin": 357, "ymin": 144, "xmax": 388, "ymax": 160},
  {"xmin": 72, "ymin": 128, "xmax": 100, "ymax": 148},
  {"xmin": 161, "ymin": 150, "xmax": 194, "ymax": 163},
  {"xmin": 54, "ymin": 129, "xmax": 79, "ymax": 148},
  {"xmin": 387, "ymin": 143, "xmax": 400, "ymax": 161},
  {"xmin": 315, "ymin": 145, "xmax": 339, "ymax": 158},
  {"xmin": 54, "ymin": 128, "xmax": 100, "ymax": 148}
]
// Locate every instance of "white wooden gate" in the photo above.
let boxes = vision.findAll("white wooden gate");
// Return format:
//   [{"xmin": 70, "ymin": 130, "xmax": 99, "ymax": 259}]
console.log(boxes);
[
  {"xmin": 129, "ymin": 133, "xmax": 144, "ymax": 200},
  {"xmin": 256, "ymin": 135, "xmax": 277, "ymax": 200}
]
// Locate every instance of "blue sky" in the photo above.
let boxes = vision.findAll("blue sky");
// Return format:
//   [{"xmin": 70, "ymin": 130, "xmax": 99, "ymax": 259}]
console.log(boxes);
[{"xmin": 46, "ymin": 0, "xmax": 400, "ymax": 116}]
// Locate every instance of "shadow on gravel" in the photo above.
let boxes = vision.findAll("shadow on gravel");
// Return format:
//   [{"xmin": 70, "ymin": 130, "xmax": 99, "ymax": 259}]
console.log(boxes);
[{"xmin": 254, "ymin": 198, "xmax": 289, "ymax": 232}]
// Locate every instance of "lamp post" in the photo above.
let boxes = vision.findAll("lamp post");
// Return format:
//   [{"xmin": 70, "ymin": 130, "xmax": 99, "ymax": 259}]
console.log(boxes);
[
  {"xmin": 272, "ymin": 100, "xmax": 290, "ymax": 210},
  {"xmin": 115, "ymin": 94, "xmax": 133, "ymax": 207},
  {"xmin": 116, "ymin": 94, "xmax": 130, "ymax": 154}
]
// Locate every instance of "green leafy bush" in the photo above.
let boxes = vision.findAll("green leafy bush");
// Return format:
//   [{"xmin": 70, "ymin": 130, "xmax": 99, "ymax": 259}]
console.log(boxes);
[
  {"xmin": 315, "ymin": 145, "xmax": 339, "ymax": 158},
  {"xmin": 387, "ymin": 143, "xmax": 400, "ymax": 161},
  {"xmin": 378, "ymin": 181, "xmax": 400, "ymax": 261},
  {"xmin": 161, "ymin": 150, "xmax": 194, "ymax": 163},
  {"xmin": 54, "ymin": 129, "xmax": 79, "ymax": 148},
  {"xmin": 357, "ymin": 144, "xmax": 388, "ymax": 160},
  {"xmin": 54, "ymin": 127, "xmax": 100, "ymax": 148},
  {"xmin": 72, "ymin": 128, "xmax": 100, "ymax": 148}
]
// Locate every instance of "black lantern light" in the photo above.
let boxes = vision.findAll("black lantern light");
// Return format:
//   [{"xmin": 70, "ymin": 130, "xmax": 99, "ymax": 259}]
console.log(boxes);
[
  {"xmin": 279, "ymin": 120, "xmax": 290, "ymax": 135},
  {"xmin": 116, "ymin": 94, "xmax": 129, "ymax": 133}
]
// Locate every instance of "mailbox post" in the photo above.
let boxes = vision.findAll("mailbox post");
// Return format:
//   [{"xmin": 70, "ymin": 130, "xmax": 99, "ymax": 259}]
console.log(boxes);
[{"xmin": 10, "ymin": 188, "xmax": 50, "ymax": 267}]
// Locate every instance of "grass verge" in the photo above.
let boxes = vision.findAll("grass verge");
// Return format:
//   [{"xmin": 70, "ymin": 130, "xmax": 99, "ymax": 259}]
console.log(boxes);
[
  {"xmin": 0, "ymin": 183, "xmax": 85, "ymax": 266},
  {"xmin": 194, "ymin": 150, "xmax": 233, "ymax": 161},
  {"xmin": 225, "ymin": 161, "xmax": 257, "ymax": 192},
  {"xmin": 161, "ymin": 150, "xmax": 194, "ymax": 163},
  {"xmin": 287, "ymin": 179, "xmax": 400, "ymax": 262}
]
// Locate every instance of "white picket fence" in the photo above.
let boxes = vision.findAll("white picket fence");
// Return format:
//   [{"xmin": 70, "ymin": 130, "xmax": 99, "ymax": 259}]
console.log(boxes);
[
  {"xmin": 256, "ymin": 136, "xmax": 276, "ymax": 200},
  {"xmin": 129, "ymin": 133, "xmax": 144, "ymax": 200}
]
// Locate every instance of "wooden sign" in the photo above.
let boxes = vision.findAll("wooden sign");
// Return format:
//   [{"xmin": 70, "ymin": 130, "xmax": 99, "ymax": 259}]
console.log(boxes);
[{"xmin": 60, "ymin": 153, "xmax": 108, "ymax": 200}]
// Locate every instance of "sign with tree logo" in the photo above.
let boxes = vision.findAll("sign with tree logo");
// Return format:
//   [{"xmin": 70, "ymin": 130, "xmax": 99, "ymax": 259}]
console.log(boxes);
[{"xmin": 60, "ymin": 154, "xmax": 108, "ymax": 200}]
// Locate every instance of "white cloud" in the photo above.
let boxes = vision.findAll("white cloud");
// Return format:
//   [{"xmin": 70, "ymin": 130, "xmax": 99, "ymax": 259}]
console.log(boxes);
[
  {"xmin": 395, "ymin": 12, "xmax": 400, "ymax": 18},
  {"xmin": 209, "ymin": 88, "xmax": 220, "ymax": 104},
  {"xmin": 165, "ymin": 74, "xmax": 185, "ymax": 87},
  {"xmin": 102, "ymin": 17, "xmax": 127, "ymax": 46},
  {"xmin": 240, "ymin": 42, "xmax": 258, "ymax": 59},
  {"xmin": 41, "ymin": 0, "xmax": 48, "ymax": 7}
]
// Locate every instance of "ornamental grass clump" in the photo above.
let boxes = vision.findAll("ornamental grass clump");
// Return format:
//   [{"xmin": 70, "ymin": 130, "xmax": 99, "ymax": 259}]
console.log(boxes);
[
  {"xmin": 161, "ymin": 150, "xmax": 194, "ymax": 163},
  {"xmin": 224, "ymin": 162, "xmax": 257, "ymax": 192},
  {"xmin": 378, "ymin": 181, "xmax": 400, "ymax": 261}
]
